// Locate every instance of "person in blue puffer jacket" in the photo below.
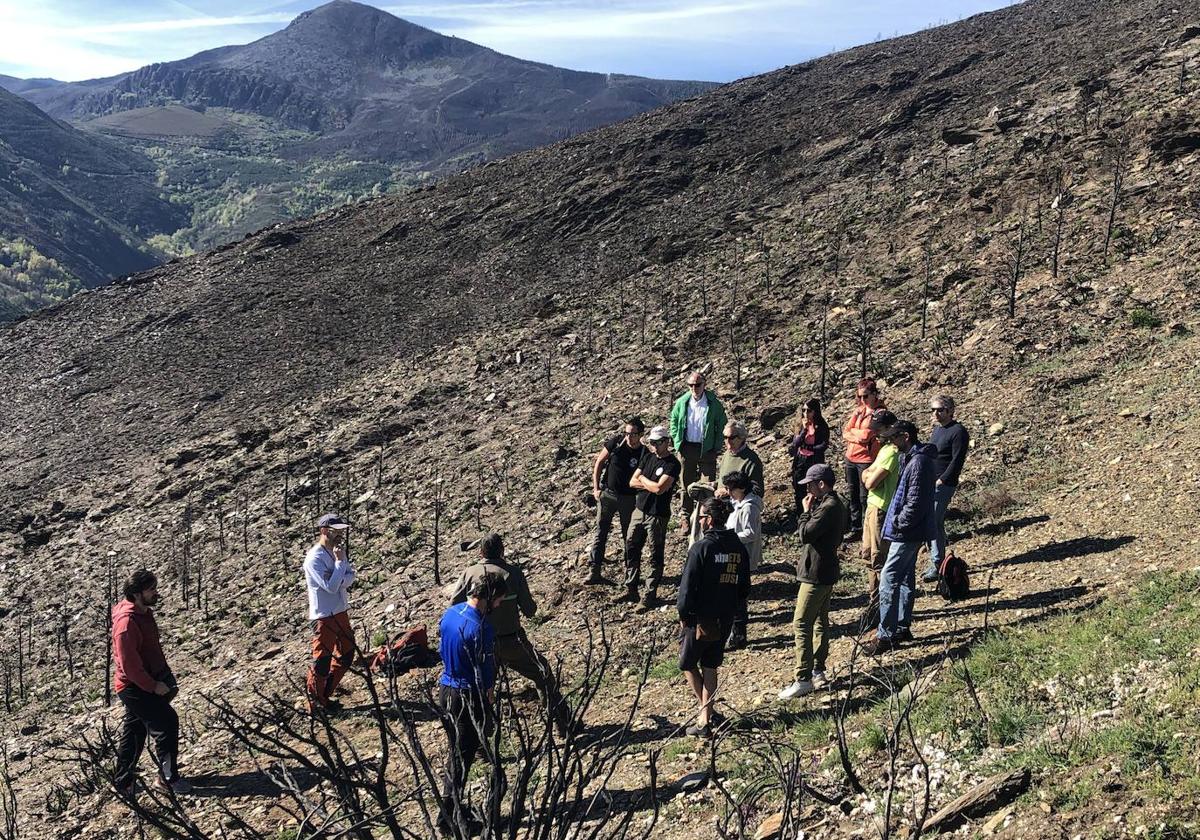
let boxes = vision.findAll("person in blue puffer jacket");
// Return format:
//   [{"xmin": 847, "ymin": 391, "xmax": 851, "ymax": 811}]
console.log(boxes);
[{"xmin": 864, "ymin": 420, "xmax": 937, "ymax": 655}]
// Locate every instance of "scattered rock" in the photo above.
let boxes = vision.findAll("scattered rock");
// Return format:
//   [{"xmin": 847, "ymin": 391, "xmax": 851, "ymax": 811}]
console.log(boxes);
[
  {"xmin": 754, "ymin": 812, "xmax": 784, "ymax": 840},
  {"xmin": 677, "ymin": 771, "xmax": 708, "ymax": 793},
  {"xmin": 942, "ymin": 126, "xmax": 983, "ymax": 145},
  {"xmin": 982, "ymin": 805, "xmax": 1014, "ymax": 834},
  {"xmin": 987, "ymin": 422, "xmax": 1005, "ymax": 436},
  {"xmin": 258, "ymin": 646, "xmax": 284, "ymax": 661},
  {"xmin": 759, "ymin": 404, "xmax": 796, "ymax": 431}
]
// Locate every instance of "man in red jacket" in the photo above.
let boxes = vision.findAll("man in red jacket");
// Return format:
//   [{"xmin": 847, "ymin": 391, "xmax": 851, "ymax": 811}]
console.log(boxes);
[{"xmin": 112, "ymin": 569, "xmax": 191, "ymax": 795}]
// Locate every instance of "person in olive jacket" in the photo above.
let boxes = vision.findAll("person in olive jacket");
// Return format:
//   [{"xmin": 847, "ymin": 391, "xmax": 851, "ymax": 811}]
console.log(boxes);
[{"xmin": 779, "ymin": 464, "xmax": 848, "ymax": 700}]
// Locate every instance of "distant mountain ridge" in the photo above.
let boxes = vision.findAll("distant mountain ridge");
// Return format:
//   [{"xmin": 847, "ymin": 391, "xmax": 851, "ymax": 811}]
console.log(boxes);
[
  {"xmin": 19, "ymin": 0, "xmax": 717, "ymax": 165},
  {"xmin": 0, "ymin": 0, "xmax": 715, "ymax": 321},
  {"xmin": 0, "ymin": 87, "xmax": 185, "ymax": 316}
]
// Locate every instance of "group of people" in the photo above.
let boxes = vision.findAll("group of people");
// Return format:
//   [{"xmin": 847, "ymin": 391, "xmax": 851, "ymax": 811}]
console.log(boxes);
[
  {"xmin": 584, "ymin": 373, "xmax": 968, "ymax": 704},
  {"xmin": 106, "ymin": 371, "xmax": 968, "ymax": 832}
]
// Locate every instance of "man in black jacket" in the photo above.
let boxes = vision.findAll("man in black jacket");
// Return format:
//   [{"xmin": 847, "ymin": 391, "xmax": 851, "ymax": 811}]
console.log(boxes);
[
  {"xmin": 921, "ymin": 395, "xmax": 970, "ymax": 583},
  {"xmin": 676, "ymin": 496, "xmax": 749, "ymax": 737},
  {"xmin": 779, "ymin": 464, "xmax": 848, "ymax": 700}
]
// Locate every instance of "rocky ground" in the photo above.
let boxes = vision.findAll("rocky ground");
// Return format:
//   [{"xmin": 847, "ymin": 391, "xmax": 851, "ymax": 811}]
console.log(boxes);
[{"xmin": 2, "ymin": 0, "xmax": 1200, "ymax": 836}]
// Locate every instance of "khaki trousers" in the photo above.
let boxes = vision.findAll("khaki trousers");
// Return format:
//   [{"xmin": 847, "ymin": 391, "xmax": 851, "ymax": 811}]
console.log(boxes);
[{"xmin": 792, "ymin": 583, "xmax": 833, "ymax": 682}]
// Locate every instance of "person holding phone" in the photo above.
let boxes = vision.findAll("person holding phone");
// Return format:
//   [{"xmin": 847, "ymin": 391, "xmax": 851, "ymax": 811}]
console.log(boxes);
[{"xmin": 304, "ymin": 513, "xmax": 356, "ymax": 714}]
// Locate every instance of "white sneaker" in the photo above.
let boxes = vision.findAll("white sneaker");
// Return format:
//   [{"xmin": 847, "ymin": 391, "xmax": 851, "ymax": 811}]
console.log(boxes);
[
  {"xmin": 812, "ymin": 671, "xmax": 829, "ymax": 689},
  {"xmin": 778, "ymin": 680, "xmax": 814, "ymax": 700}
]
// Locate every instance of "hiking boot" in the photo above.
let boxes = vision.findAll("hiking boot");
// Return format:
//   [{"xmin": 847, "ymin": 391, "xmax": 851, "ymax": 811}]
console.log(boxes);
[
  {"xmin": 778, "ymin": 680, "xmax": 814, "ymax": 700},
  {"xmin": 614, "ymin": 587, "xmax": 639, "ymax": 604},
  {"xmin": 684, "ymin": 722, "xmax": 712, "ymax": 738},
  {"xmin": 584, "ymin": 569, "xmax": 606, "ymax": 585},
  {"xmin": 812, "ymin": 670, "xmax": 829, "ymax": 689},
  {"xmin": 725, "ymin": 629, "xmax": 747, "ymax": 650},
  {"xmin": 861, "ymin": 609, "xmax": 881, "ymax": 632},
  {"xmin": 157, "ymin": 776, "xmax": 192, "ymax": 795},
  {"xmin": 894, "ymin": 628, "xmax": 914, "ymax": 644},
  {"xmin": 862, "ymin": 636, "xmax": 895, "ymax": 657},
  {"xmin": 641, "ymin": 589, "xmax": 659, "ymax": 609},
  {"xmin": 311, "ymin": 698, "xmax": 344, "ymax": 717},
  {"xmin": 843, "ymin": 529, "xmax": 862, "ymax": 543},
  {"xmin": 921, "ymin": 569, "xmax": 940, "ymax": 584}
]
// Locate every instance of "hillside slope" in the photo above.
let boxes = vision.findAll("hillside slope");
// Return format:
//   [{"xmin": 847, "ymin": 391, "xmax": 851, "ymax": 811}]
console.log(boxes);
[
  {"xmin": 1, "ymin": 0, "xmax": 714, "ymax": 318},
  {"xmin": 0, "ymin": 88, "xmax": 186, "ymax": 317},
  {"xmin": 2, "ymin": 0, "xmax": 1200, "ymax": 836}
]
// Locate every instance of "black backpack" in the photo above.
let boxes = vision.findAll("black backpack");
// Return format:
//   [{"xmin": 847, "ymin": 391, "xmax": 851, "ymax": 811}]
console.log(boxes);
[{"xmin": 937, "ymin": 551, "xmax": 970, "ymax": 601}]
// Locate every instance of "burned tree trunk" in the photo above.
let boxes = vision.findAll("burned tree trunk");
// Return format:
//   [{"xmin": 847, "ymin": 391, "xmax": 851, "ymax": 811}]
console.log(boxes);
[{"xmin": 1007, "ymin": 212, "xmax": 1028, "ymax": 318}]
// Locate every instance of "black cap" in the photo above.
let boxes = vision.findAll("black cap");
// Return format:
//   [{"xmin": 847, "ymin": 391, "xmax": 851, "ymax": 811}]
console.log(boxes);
[{"xmin": 868, "ymin": 409, "xmax": 897, "ymax": 432}]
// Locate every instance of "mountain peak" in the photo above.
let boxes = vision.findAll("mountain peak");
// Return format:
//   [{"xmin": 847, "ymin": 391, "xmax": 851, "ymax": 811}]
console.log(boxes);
[{"xmin": 262, "ymin": 0, "xmax": 480, "ymax": 70}]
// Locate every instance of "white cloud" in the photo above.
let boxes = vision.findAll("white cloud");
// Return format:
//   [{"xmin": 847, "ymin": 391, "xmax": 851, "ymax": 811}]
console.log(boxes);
[
  {"xmin": 386, "ymin": 0, "xmax": 811, "ymax": 43},
  {"xmin": 74, "ymin": 12, "xmax": 294, "ymax": 35},
  {"xmin": 0, "ymin": 0, "xmax": 1020, "ymax": 83}
]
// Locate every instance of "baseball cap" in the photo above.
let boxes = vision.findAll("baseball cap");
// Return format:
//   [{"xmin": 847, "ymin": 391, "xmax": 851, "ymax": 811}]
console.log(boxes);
[
  {"xmin": 868, "ymin": 409, "xmax": 897, "ymax": 432},
  {"xmin": 801, "ymin": 464, "xmax": 835, "ymax": 486},
  {"xmin": 317, "ymin": 513, "xmax": 350, "ymax": 530},
  {"xmin": 646, "ymin": 425, "xmax": 671, "ymax": 443}
]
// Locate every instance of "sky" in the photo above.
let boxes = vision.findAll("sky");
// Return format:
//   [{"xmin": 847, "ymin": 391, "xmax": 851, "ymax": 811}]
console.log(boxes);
[{"xmin": 0, "ymin": 0, "xmax": 1021, "ymax": 83}]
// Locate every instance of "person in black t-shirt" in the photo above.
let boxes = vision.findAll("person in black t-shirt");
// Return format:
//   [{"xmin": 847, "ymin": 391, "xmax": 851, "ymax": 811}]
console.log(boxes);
[
  {"xmin": 621, "ymin": 425, "xmax": 681, "ymax": 608},
  {"xmin": 586, "ymin": 417, "xmax": 646, "ymax": 584}
]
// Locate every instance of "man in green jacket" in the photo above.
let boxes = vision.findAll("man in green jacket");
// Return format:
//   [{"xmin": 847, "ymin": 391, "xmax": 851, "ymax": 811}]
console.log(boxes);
[
  {"xmin": 669, "ymin": 371, "xmax": 728, "ymax": 534},
  {"xmin": 449, "ymin": 533, "xmax": 570, "ymax": 734},
  {"xmin": 779, "ymin": 464, "xmax": 848, "ymax": 701}
]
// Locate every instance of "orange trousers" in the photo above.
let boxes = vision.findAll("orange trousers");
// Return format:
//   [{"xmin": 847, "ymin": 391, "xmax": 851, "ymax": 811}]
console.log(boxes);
[{"xmin": 306, "ymin": 611, "xmax": 356, "ymax": 709}]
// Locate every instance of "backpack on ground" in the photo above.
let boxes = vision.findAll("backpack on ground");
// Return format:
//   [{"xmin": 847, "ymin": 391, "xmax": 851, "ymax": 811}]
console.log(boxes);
[
  {"xmin": 369, "ymin": 625, "xmax": 439, "ymax": 676},
  {"xmin": 937, "ymin": 551, "xmax": 970, "ymax": 601}
]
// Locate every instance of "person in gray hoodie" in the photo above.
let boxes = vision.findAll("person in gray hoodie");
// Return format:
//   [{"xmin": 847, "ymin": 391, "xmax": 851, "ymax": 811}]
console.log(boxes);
[{"xmin": 722, "ymin": 470, "xmax": 761, "ymax": 649}]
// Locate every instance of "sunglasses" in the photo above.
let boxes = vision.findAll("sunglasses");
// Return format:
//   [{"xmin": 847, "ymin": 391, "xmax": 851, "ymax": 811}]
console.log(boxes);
[{"xmin": 724, "ymin": 434, "xmax": 741, "ymax": 440}]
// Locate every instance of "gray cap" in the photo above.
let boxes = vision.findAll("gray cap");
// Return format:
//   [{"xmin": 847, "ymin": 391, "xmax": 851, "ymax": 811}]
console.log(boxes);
[
  {"xmin": 800, "ymin": 464, "xmax": 835, "ymax": 486},
  {"xmin": 317, "ymin": 513, "xmax": 349, "ymax": 530}
]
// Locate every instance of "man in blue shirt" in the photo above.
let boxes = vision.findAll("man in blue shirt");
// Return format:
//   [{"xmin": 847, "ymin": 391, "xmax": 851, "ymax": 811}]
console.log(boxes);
[{"xmin": 438, "ymin": 572, "xmax": 507, "ymax": 835}]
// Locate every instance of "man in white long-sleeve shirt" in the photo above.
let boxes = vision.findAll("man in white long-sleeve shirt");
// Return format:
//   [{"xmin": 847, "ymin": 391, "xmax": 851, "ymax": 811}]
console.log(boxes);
[{"xmin": 304, "ymin": 513, "xmax": 356, "ymax": 713}]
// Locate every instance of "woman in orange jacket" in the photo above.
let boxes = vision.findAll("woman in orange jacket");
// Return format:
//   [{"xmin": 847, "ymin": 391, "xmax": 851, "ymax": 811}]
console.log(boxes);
[{"xmin": 841, "ymin": 378, "xmax": 885, "ymax": 537}]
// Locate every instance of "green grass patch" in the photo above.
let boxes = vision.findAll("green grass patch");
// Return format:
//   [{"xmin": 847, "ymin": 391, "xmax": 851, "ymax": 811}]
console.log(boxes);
[
  {"xmin": 648, "ymin": 656, "xmax": 680, "ymax": 681},
  {"xmin": 1129, "ymin": 307, "xmax": 1163, "ymax": 329},
  {"xmin": 905, "ymin": 571, "xmax": 1200, "ymax": 808}
]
